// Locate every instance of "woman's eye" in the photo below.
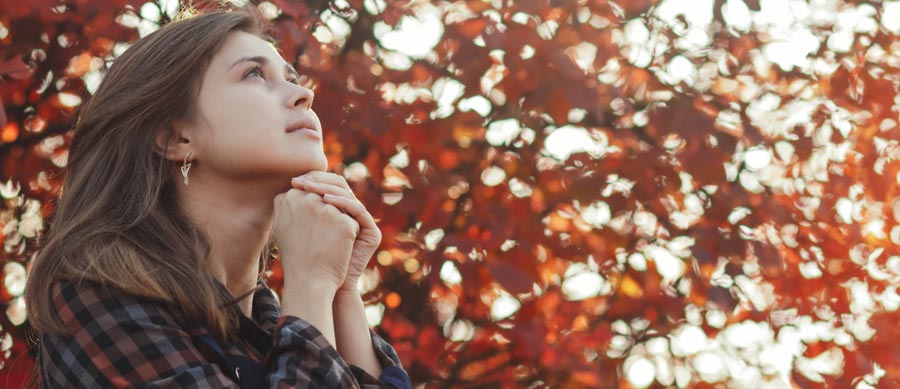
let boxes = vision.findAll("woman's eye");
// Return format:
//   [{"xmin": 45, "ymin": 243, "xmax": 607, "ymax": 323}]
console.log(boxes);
[
  {"xmin": 244, "ymin": 66, "xmax": 265, "ymax": 79},
  {"xmin": 245, "ymin": 66, "xmax": 299, "ymax": 85}
]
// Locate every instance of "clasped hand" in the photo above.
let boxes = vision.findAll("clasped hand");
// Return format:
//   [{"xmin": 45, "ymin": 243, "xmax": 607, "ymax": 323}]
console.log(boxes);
[{"xmin": 272, "ymin": 171, "xmax": 382, "ymax": 295}]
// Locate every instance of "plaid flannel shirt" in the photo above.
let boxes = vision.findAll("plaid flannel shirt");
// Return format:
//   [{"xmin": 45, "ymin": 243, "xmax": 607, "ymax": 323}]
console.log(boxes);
[{"xmin": 38, "ymin": 277, "xmax": 411, "ymax": 388}]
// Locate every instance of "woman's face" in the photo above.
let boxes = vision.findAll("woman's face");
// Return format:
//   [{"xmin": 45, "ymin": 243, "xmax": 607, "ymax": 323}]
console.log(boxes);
[{"xmin": 190, "ymin": 31, "xmax": 327, "ymax": 185}]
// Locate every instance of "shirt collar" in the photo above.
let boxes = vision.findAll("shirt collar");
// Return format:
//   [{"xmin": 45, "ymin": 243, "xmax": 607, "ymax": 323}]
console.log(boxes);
[{"xmin": 211, "ymin": 276, "xmax": 282, "ymax": 332}]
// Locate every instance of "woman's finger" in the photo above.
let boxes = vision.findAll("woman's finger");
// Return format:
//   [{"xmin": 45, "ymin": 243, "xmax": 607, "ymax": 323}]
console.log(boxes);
[
  {"xmin": 292, "ymin": 180, "xmax": 354, "ymax": 201},
  {"xmin": 293, "ymin": 171, "xmax": 351, "ymax": 191},
  {"xmin": 322, "ymin": 194, "xmax": 378, "ymax": 234},
  {"xmin": 293, "ymin": 178, "xmax": 379, "ymax": 239}
]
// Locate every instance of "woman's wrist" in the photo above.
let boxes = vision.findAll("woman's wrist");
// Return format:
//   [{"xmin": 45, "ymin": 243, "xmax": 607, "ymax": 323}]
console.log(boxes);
[
  {"xmin": 283, "ymin": 273, "xmax": 342, "ymax": 298},
  {"xmin": 280, "ymin": 277, "xmax": 340, "ymax": 348},
  {"xmin": 336, "ymin": 276, "xmax": 362, "ymax": 295},
  {"xmin": 333, "ymin": 287, "xmax": 363, "ymax": 305},
  {"xmin": 331, "ymin": 280, "xmax": 383, "ymax": 376},
  {"xmin": 333, "ymin": 288, "xmax": 366, "ymax": 322}
]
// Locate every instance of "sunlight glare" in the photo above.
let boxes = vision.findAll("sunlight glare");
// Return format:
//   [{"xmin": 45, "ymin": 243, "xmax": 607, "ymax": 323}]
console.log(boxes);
[
  {"xmin": 543, "ymin": 126, "xmax": 604, "ymax": 160},
  {"xmin": 624, "ymin": 355, "xmax": 656, "ymax": 388},
  {"xmin": 376, "ymin": 4, "xmax": 443, "ymax": 58}
]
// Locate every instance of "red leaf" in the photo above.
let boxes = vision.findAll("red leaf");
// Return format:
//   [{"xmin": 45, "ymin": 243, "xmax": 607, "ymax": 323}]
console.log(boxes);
[
  {"xmin": 508, "ymin": 320, "xmax": 547, "ymax": 360},
  {"xmin": 749, "ymin": 241, "xmax": 784, "ymax": 277},
  {"xmin": 466, "ymin": 0, "xmax": 492, "ymax": 12},
  {"xmin": 0, "ymin": 56, "xmax": 34, "ymax": 80},
  {"xmin": 708, "ymin": 286, "xmax": 737, "ymax": 312},
  {"xmin": 683, "ymin": 148, "xmax": 725, "ymax": 185},
  {"xmin": 488, "ymin": 260, "xmax": 534, "ymax": 295},
  {"xmin": 546, "ymin": 87, "xmax": 569, "ymax": 125},
  {"xmin": 270, "ymin": 0, "xmax": 313, "ymax": 19},
  {"xmin": 457, "ymin": 18, "xmax": 488, "ymax": 39},
  {"xmin": 0, "ymin": 96, "xmax": 6, "ymax": 129}
]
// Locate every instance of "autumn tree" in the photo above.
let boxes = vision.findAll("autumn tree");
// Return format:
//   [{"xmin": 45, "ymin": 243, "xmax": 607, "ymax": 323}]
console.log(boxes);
[{"xmin": 3, "ymin": 0, "xmax": 900, "ymax": 387}]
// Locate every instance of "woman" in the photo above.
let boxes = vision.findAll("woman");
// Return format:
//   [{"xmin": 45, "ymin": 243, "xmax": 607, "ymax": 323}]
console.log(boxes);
[{"xmin": 23, "ymin": 5, "xmax": 411, "ymax": 388}]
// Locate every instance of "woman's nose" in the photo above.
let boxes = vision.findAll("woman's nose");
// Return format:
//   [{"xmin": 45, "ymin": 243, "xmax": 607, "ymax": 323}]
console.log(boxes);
[{"xmin": 290, "ymin": 86, "xmax": 314, "ymax": 110}]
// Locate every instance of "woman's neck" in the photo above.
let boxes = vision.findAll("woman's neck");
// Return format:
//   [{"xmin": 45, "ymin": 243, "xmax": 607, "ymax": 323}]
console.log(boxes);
[{"xmin": 176, "ymin": 174, "xmax": 283, "ymax": 317}]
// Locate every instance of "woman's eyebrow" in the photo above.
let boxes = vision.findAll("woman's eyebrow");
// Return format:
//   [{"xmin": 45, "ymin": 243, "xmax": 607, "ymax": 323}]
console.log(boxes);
[{"xmin": 228, "ymin": 55, "xmax": 300, "ymax": 79}]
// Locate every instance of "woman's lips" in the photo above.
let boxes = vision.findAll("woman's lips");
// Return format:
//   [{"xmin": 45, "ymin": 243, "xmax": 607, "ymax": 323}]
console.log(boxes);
[{"xmin": 290, "ymin": 128, "xmax": 320, "ymax": 139}]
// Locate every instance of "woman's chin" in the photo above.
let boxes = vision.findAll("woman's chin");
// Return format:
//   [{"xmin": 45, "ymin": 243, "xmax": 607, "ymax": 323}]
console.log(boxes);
[
  {"xmin": 282, "ymin": 160, "xmax": 328, "ymax": 178},
  {"xmin": 309, "ymin": 156, "xmax": 329, "ymax": 172}
]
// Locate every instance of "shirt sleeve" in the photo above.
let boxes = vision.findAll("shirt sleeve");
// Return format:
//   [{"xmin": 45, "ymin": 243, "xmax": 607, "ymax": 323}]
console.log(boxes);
[
  {"xmin": 40, "ymin": 280, "xmax": 408, "ymax": 388},
  {"xmin": 269, "ymin": 316, "xmax": 412, "ymax": 388}
]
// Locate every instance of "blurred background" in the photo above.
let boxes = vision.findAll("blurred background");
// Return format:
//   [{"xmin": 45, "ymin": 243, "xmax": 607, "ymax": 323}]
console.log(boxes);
[{"xmin": 2, "ymin": 0, "xmax": 900, "ymax": 387}]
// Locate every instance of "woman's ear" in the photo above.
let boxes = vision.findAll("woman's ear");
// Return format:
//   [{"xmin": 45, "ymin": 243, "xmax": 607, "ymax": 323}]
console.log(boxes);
[{"xmin": 154, "ymin": 121, "xmax": 194, "ymax": 162}]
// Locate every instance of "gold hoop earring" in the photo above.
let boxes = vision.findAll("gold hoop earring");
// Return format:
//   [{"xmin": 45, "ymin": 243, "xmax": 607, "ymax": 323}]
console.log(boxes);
[{"xmin": 181, "ymin": 151, "xmax": 192, "ymax": 186}]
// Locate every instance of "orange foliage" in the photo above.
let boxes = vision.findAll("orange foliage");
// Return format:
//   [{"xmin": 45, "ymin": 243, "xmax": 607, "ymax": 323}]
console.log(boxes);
[{"xmin": 4, "ymin": 0, "xmax": 900, "ymax": 387}]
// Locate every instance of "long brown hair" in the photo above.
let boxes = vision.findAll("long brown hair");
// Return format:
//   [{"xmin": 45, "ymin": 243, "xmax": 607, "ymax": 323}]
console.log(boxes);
[{"xmin": 24, "ymin": 5, "xmax": 276, "ymax": 348}]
